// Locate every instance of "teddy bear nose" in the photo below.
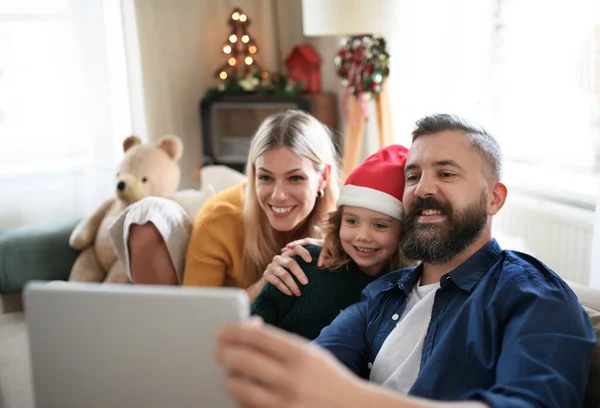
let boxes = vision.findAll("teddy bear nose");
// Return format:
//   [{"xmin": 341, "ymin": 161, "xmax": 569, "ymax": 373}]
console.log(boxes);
[{"xmin": 117, "ymin": 181, "xmax": 126, "ymax": 191}]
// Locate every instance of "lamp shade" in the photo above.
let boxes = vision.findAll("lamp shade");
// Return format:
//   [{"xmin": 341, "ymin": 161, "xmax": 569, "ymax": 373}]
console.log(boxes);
[{"xmin": 301, "ymin": 0, "xmax": 389, "ymax": 36}]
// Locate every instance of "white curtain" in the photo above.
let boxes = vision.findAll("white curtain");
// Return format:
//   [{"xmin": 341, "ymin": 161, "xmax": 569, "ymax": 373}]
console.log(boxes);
[
  {"xmin": 0, "ymin": 0, "xmax": 129, "ymax": 229},
  {"xmin": 591, "ymin": 183, "xmax": 600, "ymax": 288},
  {"xmin": 489, "ymin": 0, "xmax": 598, "ymax": 172},
  {"xmin": 380, "ymin": 0, "xmax": 494, "ymax": 148}
]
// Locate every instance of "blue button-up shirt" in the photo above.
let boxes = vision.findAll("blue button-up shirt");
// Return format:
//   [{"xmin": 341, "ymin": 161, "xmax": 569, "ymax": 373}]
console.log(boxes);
[{"xmin": 313, "ymin": 239, "xmax": 596, "ymax": 407}]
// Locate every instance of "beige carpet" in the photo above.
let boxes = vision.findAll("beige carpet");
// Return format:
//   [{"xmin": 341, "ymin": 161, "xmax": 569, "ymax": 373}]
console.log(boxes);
[{"xmin": 0, "ymin": 312, "xmax": 33, "ymax": 408}]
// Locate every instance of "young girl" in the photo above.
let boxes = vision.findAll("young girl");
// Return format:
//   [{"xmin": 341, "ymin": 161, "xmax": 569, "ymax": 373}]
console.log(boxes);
[{"xmin": 251, "ymin": 144, "xmax": 412, "ymax": 339}]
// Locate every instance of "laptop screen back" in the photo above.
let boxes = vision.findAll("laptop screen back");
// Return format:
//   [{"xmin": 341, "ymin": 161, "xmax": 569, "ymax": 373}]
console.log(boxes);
[{"xmin": 25, "ymin": 282, "xmax": 248, "ymax": 408}]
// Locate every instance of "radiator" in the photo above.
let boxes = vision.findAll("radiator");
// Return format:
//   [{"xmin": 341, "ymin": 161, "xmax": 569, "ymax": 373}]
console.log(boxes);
[{"xmin": 493, "ymin": 194, "xmax": 596, "ymax": 285}]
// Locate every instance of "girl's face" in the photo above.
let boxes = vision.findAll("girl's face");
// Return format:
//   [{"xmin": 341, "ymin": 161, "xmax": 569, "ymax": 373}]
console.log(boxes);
[
  {"xmin": 339, "ymin": 205, "xmax": 402, "ymax": 276},
  {"xmin": 255, "ymin": 146, "xmax": 329, "ymax": 232}
]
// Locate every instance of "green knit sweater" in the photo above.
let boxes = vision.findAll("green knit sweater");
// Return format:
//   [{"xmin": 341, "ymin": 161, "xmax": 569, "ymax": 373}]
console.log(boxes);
[{"xmin": 250, "ymin": 246, "xmax": 376, "ymax": 340}]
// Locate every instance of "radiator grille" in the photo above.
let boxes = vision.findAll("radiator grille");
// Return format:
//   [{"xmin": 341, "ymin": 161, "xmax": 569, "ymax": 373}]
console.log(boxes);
[{"xmin": 494, "ymin": 194, "xmax": 595, "ymax": 285}]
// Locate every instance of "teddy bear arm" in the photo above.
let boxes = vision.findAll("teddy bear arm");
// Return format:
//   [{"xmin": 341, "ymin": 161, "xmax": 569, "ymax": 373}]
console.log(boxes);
[
  {"xmin": 68, "ymin": 247, "xmax": 107, "ymax": 282},
  {"xmin": 69, "ymin": 197, "xmax": 117, "ymax": 250}
]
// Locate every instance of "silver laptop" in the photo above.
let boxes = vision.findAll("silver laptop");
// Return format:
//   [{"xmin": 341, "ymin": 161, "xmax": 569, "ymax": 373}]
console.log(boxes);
[{"xmin": 24, "ymin": 281, "xmax": 249, "ymax": 408}]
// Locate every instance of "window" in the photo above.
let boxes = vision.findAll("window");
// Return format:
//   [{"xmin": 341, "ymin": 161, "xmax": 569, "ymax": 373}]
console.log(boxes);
[
  {"xmin": 0, "ymin": 0, "xmax": 83, "ymax": 173},
  {"xmin": 0, "ymin": 0, "xmax": 129, "ymax": 228},
  {"xmin": 387, "ymin": 0, "xmax": 600, "ymax": 208},
  {"xmin": 488, "ymin": 0, "xmax": 600, "ymax": 206},
  {"xmin": 386, "ymin": 0, "xmax": 494, "ymax": 148}
]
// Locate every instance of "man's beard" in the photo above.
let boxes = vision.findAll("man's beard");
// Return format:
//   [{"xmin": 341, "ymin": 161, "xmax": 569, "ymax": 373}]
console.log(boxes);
[{"xmin": 400, "ymin": 191, "xmax": 488, "ymax": 265}]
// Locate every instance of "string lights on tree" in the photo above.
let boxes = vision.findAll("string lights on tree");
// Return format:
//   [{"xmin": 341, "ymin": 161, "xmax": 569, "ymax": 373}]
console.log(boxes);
[{"xmin": 214, "ymin": 8, "xmax": 265, "ymax": 81}]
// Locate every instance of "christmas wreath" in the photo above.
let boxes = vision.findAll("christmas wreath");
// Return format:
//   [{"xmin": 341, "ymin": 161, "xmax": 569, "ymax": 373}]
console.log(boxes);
[{"xmin": 334, "ymin": 35, "xmax": 390, "ymax": 101}]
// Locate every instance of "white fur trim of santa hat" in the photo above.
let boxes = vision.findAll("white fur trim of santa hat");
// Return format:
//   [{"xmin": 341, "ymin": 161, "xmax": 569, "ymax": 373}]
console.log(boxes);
[{"xmin": 337, "ymin": 184, "xmax": 403, "ymax": 220}]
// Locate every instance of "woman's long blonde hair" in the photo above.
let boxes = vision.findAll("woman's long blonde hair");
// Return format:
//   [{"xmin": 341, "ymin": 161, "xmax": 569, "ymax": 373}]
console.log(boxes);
[
  {"xmin": 242, "ymin": 110, "xmax": 341, "ymax": 285},
  {"xmin": 321, "ymin": 207, "xmax": 413, "ymax": 273}
]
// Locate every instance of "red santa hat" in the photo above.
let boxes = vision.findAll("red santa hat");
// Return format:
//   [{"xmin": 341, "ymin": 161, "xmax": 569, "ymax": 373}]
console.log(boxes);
[{"xmin": 337, "ymin": 144, "xmax": 408, "ymax": 220}]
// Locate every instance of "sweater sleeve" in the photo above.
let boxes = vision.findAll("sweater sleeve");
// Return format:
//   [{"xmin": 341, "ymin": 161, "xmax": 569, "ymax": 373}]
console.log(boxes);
[
  {"xmin": 250, "ymin": 282, "xmax": 296, "ymax": 326},
  {"xmin": 251, "ymin": 246, "xmax": 322, "ymax": 327},
  {"xmin": 182, "ymin": 200, "xmax": 240, "ymax": 287}
]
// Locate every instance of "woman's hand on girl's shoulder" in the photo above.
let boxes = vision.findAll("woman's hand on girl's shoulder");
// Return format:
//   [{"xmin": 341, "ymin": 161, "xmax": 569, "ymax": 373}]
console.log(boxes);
[
  {"xmin": 281, "ymin": 238, "xmax": 326, "ymax": 267},
  {"xmin": 263, "ymin": 238, "xmax": 326, "ymax": 297},
  {"xmin": 263, "ymin": 251, "xmax": 308, "ymax": 297}
]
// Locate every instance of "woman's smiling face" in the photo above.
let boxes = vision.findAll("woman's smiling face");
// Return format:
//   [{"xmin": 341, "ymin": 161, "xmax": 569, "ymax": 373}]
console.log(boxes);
[{"xmin": 255, "ymin": 146, "xmax": 328, "ymax": 232}]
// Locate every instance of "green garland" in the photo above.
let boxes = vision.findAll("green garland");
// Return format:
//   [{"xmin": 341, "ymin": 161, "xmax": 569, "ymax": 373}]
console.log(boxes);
[{"xmin": 205, "ymin": 73, "xmax": 305, "ymax": 98}]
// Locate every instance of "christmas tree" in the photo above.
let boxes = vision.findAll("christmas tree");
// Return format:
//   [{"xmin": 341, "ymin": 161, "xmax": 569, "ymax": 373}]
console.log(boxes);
[{"xmin": 214, "ymin": 8, "xmax": 264, "ymax": 81}]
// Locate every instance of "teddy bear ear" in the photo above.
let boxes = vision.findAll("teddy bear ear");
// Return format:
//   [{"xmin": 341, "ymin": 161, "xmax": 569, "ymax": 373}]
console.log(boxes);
[
  {"xmin": 157, "ymin": 135, "xmax": 183, "ymax": 162},
  {"xmin": 123, "ymin": 135, "xmax": 142, "ymax": 152}
]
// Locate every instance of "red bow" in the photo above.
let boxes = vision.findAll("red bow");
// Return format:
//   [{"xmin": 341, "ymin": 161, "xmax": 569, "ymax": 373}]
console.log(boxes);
[{"xmin": 342, "ymin": 45, "xmax": 370, "ymax": 122}]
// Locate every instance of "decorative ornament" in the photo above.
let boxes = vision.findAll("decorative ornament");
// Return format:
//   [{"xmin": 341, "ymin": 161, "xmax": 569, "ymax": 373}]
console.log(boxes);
[
  {"xmin": 238, "ymin": 73, "xmax": 260, "ymax": 91},
  {"xmin": 284, "ymin": 44, "xmax": 322, "ymax": 93},
  {"xmin": 334, "ymin": 34, "xmax": 390, "ymax": 120},
  {"xmin": 214, "ymin": 8, "xmax": 263, "ymax": 81},
  {"xmin": 285, "ymin": 79, "xmax": 299, "ymax": 93}
]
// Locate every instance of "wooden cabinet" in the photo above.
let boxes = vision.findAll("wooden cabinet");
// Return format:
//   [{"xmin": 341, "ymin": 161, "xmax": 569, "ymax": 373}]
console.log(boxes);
[{"xmin": 301, "ymin": 92, "xmax": 338, "ymax": 132}]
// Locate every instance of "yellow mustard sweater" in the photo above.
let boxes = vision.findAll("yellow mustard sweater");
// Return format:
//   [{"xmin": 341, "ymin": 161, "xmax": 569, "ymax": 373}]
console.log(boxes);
[{"xmin": 183, "ymin": 183, "xmax": 247, "ymax": 288}]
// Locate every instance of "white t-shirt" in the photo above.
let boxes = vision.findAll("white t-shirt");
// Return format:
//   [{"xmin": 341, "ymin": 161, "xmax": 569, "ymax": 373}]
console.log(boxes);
[{"xmin": 369, "ymin": 280, "xmax": 440, "ymax": 393}]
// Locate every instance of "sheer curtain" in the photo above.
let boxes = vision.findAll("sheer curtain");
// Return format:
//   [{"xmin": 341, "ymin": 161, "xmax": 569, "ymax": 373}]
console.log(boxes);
[
  {"xmin": 592, "ymin": 186, "xmax": 600, "ymax": 288},
  {"xmin": 382, "ymin": 0, "xmax": 599, "ymax": 191},
  {"xmin": 0, "ymin": 0, "xmax": 129, "ymax": 229},
  {"xmin": 382, "ymin": 0, "xmax": 494, "ymax": 148},
  {"xmin": 491, "ymin": 0, "xmax": 600, "ymax": 285},
  {"xmin": 489, "ymin": 0, "xmax": 598, "ymax": 172},
  {"xmin": 485, "ymin": 0, "xmax": 600, "ymax": 208}
]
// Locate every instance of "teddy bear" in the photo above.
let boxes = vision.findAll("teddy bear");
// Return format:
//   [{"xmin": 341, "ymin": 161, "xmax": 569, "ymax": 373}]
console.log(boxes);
[{"xmin": 68, "ymin": 134, "xmax": 183, "ymax": 283}]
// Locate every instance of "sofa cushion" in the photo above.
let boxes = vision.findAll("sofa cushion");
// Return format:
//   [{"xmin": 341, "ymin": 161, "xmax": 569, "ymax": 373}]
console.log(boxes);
[
  {"xmin": 0, "ymin": 218, "xmax": 81, "ymax": 293},
  {"xmin": 584, "ymin": 306, "xmax": 600, "ymax": 408}
]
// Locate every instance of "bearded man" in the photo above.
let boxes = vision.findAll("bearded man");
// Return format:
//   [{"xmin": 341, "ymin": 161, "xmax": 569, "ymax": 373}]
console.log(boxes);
[{"xmin": 215, "ymin": 114, "xmax": 596, "ymax": 408}]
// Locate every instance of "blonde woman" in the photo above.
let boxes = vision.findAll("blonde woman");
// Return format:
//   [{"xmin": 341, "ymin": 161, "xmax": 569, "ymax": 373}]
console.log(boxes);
[{"xmin": 110, "ymin": 110, "xmax": 340, "ymax": 300}]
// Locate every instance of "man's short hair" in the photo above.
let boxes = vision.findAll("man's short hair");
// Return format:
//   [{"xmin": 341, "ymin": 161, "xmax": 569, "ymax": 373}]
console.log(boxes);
[{"xmin": 411, "ymin": 114, "xmax": 502, "ymax": 181}]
